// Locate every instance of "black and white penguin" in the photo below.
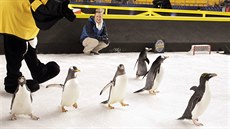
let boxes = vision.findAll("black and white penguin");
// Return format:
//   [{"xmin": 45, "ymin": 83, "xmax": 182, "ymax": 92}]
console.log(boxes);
[
  {"xmin": 134, "ymin": 47, "xmax": 151, "ymax": 79},
  {"xmin": 134, "ymin": 55, "xmax": 168, "ymax": 95},
  {"xmin": 178, "ymin": 73, "xmax": 217, "ymax": 126},
  {"xmin": 61, "ymin": 66, "xmax": 80, "ymax": 112},
  {"xmin": 100, "ymin": 64, "xmax": 129, "ymax": 109},
  {"xmin": 10, "ymin": 76, "xmax": 39, "ymax": 120}
]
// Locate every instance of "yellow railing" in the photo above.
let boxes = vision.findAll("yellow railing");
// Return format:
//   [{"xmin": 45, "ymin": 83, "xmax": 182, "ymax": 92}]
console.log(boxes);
[
  {"xmin": 169, "ymin": 0, "xmax": 224, "ymax": 6},
  {"xmin": 69, "ymin": 4, "xmax": 230, "ymax": 22},
  {"xmin": 72, "ymin": 0, "xmax": 224, "ymax": 6}
]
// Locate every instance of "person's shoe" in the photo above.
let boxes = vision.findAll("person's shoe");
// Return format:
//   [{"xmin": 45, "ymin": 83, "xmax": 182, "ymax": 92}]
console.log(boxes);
[
  {"xmin": 83, "ymin": 50, "xmax": 91, "ymax": 55},
  {"xmin": 32, "ymin": 61, "xmax": 60, "ymax": 83},
  {"xmin": 5, "ymin": 78, "xmax": 40, "ymax": 94},
  {"xmin": 83, "ymin": 51, "xmax": 95, "ymax": 56},
  {"xmin": 91, "ymin": 51, "xmax": 100, "ymax": 55},
  {"xmin": 26, "ymin": 80, "xmax": 40, "ymax": 92}
]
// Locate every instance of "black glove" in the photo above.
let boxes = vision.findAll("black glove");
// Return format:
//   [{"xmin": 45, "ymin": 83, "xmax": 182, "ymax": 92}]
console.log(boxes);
[
  {"xmin": 62, "ymin": 0, "xmax": 75, "ymax": 22},
  {"xmin": 102, "ymin": 35, "xmax": 110, "ymax": 44},
  {"xmin": 101, "ymin": 35, "xmax": 108, "ymax": 40},
  {"xmin": 103, "ymin": 39, "xmax": 110, "ymax": 44},
  {"xmin": 96, "ymin": 35, "xmax": 109, "ymax": 44},
  {"xmin": 96, "ymin": 36, "xmax": 103, "ymax": 41}
]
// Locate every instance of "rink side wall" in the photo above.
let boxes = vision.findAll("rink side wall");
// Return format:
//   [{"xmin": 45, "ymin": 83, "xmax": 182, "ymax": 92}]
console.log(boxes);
[{"xmin": 0, "ymin": 18, "xmax": 230, "ymax": 54}]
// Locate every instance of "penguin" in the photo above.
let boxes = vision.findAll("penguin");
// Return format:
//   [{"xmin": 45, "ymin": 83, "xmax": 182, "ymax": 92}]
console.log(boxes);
[
  {"xmin": 134, "ymin": 55, "xmax": 168, "ymax": 95},
  {"xmin": 134, "ymin": 47, "xmax": 151, "ymax": 79},
  {"xmin": 10, "ymin": 76, "xmax": 39, "ymax": 120},
  {"xmin": 100, "ymin": 64, "xmax": 129, "ymax": 109},
  {"xmin": 60, "ymin": 66, "xmax": 80, "ymax": 112},
  {"xmin": 178, "ymin": 73, "xmax": 217, "ymax": 126}
]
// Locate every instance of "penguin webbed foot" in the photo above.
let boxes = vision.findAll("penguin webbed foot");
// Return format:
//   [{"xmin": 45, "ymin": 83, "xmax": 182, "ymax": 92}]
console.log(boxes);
[
  {"xmin": 10, "ymin": 114, "xmax": 17, "ymax": 120},
  {"xmin": 73, "ymin": 103, "xmax": 78, "ymax": 109},
  {"xmin": 192, "ymin": 119, "xmax": 203, "ymax": 126},
  {"xmin": 120, "ymin": 101, "xmax": 129, "ymax": 107},
  {"xmin": 61, "ymin": 106, "xmax": 68, "ymax": 112},
  {"xmin": 149, "ymin": 90, "xmax": 159, "ymax": 95},
  {"xmin": 108, "ymin": 104, "xmax": 114, "ymax": 109},
  {"xmin": 29, "ymin": 114, "xmax": 40, "ymax": 120}
]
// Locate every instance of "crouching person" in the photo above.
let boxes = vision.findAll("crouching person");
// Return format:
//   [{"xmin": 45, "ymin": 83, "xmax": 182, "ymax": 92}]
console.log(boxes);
[{"xmin": 80, "ymin": 8, "xmax": 110, "ymax": 55}]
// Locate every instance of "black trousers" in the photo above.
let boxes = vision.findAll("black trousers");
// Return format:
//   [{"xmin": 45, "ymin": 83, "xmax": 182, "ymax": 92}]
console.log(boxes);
[{"xmin": 3, "ymin": 34, "xmax": 44, "ymax": 88}]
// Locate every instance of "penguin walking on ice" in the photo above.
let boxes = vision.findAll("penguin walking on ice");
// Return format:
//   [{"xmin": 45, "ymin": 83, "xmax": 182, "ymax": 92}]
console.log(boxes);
[
  {"xmin": 134, "ymin": 55, "xmax": 168, "ymax": 95},
  {"xmin": 178, "ymin": 73, "xmax": 217, "ymax": 126},
  {"xmin": 100, "ymin": 64, "xmax": 129, "ymax": 109},
  {"xmin": 10, "ymin": 76, "xmax": 39, "ymax": 120},
  {"xmin": 134, "ymin": 47, "xmax": 151, "ymax": 79},
  {"xmin": 60, "ymin": 66, "xmax": 80, "ymax": 112}
]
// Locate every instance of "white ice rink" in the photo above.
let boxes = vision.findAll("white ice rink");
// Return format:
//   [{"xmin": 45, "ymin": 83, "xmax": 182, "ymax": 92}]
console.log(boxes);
[{"xmin": 0, "ymin": 52, "xmax": 229, "ymax": 129}]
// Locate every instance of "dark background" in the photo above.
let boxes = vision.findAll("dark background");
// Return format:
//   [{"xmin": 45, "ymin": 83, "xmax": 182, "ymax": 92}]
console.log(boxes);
[{"xmin": 1, "ymin": 18, "xmax": 230, "ymax": 54}]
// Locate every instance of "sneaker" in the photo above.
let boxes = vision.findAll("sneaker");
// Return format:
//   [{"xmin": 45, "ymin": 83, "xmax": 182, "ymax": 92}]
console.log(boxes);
[
  {"xmin": 91, "ymin": 51, "xmax": 100, "ymax": 55},
  {"xmin": 84, "ymin": 51, "xmax": 91, "ymax": 55},
  {"xmin": 84, "ymin": 51, "xmax": 95, "ymax": 56}
]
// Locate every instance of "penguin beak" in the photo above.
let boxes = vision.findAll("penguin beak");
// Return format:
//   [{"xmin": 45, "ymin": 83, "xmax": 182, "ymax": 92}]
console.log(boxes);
[
  {"xmin": 164, "ymin": 56, "xmax": 169, "ymax": 59},
  {"xmin": 210, "ymin": 73, "xmax": 217, "ymax": 77},
  {"xmin": 162, "ymin": 56, "xmax": 169, "ymax": 60},
  {"xmin": 146, "ymin": 48, "xmax": 152, "ymax": 51},
  {"xmin": 75, "ymin": 69, "xmax": 80, "ymax": 72}
]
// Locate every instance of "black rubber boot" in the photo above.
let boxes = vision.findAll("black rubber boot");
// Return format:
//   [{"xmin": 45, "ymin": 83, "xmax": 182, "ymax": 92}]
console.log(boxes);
[
  {"xmin": 3, "ymin": 35, "xmax": 40, "ymax": 94},
  {"xmin": 32, "ymin": 61, "xmax": 60, "ymax": 83},
  {"xmin": 4, "ymin": 77, "xmax": 39, "ymax": 94},
  {"xmin": 24, "ymin": 44, "xmax": 60, "ymax": 84}
]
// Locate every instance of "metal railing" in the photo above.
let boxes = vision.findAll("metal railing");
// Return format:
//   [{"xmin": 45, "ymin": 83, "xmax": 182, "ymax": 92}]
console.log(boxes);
[
  {"xmin": 69, "ymin": 4, "xmax": 230, "ymax": 22},
  {"xmin": 71, "ymin": 0, "xmax": 224, "ymax": 6}
]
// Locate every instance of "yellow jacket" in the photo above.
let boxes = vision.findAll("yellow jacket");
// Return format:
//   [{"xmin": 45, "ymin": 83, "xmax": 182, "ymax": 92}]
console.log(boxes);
[{"xmin": 0, "ymin": 0, "xmax": 47, "ymax": 40}]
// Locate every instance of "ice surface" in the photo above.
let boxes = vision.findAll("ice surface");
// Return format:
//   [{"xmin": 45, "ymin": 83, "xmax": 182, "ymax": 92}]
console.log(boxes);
[{"xmin": 0, "ymin": 52, "xmax": 229, "ymax": 129}]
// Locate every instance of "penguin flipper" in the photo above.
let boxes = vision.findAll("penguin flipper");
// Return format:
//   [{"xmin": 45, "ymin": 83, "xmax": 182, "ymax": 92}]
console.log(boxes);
[
  {"xmin": 10, "ymin": 94, "xmax": 16, "ymax": 110},
  {"xmin": 142, "ymin": 71, "xmax": 149, "ymax": 79},
  {"xmin": 45, "ymin": 84, "xmax": 64, "ymax": 88},
  {"xmin": 134, "ymin": 59, "xmax": 138, "ymax": 70},
  {"xmin": 190, "ymin": 95, "xmax": 202, "ymax": 110},
  {"xmin": 133, "ymin": 88, "xmax": 145, "ymax": 93},
  {"xmin": 100, "ymin": 81, "xmax": 114, "ymax": 95},
  {"xmin": 101, "ymin": 85, "xmax": 113, "ymax": 104},
  {"xmin": 10, "ymin": 87, "xmax": 19, "ymax": 110},
  {"xmin": 190, "ymin": 86, "xmax": 198, "ymax": 91},
  {"xmin": 145, "ymin": 58, "xmax": 150, "ymax": 64},
  {"xmin": 178, "ymin": 93, "xmax": 202, "ymax": 120},
  {"xmin": 157, "ymin": 67, "xmax": 161, "ymax": 73},
  {"xmin": 101, "ymin": 100, "xmax": 109, "ymax": 104},
  {"xmin": 30, "ymin": 93, "xmax": 33, "ymax": 103}
]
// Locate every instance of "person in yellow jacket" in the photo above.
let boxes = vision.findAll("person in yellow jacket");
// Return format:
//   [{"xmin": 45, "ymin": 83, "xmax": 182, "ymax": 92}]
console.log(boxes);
[{"xmin": 0, "ymin": 0, "xmax": 75, "ymax": 94}]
